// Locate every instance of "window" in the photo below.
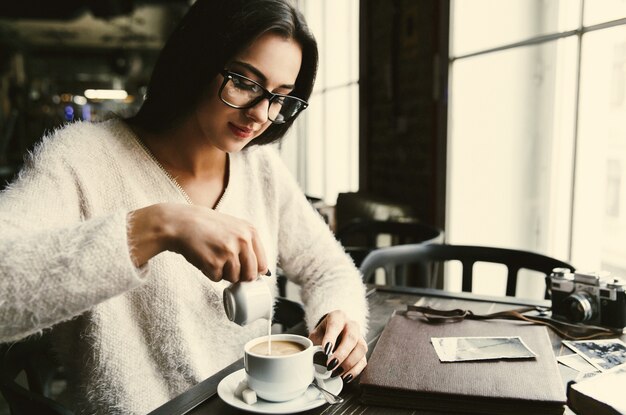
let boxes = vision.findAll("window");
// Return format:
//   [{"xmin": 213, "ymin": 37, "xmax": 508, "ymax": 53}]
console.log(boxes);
[
  {"xmin": 448, "ymin": 1, "xmax": 626, "ymax": 296},
  {"xmin": 574, "ymin": 23, "xmax": 626, "ymax": 275},
  {"xmin": 279, "ymin": 0, "xmax": 360, "ymax": 204}
]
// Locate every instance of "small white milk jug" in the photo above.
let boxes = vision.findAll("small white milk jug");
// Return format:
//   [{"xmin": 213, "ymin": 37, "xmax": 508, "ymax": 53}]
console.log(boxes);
[{"xmin": 223, "ymin": 277, "xmax": 273, "ymax": 325}]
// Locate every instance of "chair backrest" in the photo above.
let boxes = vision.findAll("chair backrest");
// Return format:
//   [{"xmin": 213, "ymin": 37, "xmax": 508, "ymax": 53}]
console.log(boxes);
[
  {"xmin": 0, "ymin": 334, "xmax": 73, "ymax": 415},
  {"xmin": 336, "ymin": 219, "xmax": 443, "ymax": 268},
  {"xmin": 272, "ymin": 297, "xmax": 305, "ymax": 330},
  {"xmin": 360, "ymin": 243, "xmax": 575, "ymax": 299}
]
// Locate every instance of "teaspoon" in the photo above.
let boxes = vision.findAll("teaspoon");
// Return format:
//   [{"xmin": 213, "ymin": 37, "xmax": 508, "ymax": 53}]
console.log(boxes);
[{"xmin": 310, "ymin": 381, "xmax": 344, "ymax": 404}]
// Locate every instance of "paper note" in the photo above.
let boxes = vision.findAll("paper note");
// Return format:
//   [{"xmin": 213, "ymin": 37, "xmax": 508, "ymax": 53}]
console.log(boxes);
[{"xmin": 431, "ymin": 336, "xmax": 536, "ymax": 362}]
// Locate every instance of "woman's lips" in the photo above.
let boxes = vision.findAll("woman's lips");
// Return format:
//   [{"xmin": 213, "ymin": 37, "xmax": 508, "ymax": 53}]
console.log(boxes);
[{"xmin": 228, "ymin": 123, "xmax": 254, "ymax": 139}]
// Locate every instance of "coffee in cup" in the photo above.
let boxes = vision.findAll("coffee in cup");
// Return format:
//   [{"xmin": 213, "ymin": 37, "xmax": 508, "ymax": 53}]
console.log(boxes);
[
  {"xmin": 244, "ymin": 334, "xmax": 332, "ymax": 402},
  {"xmin": 249, "ymin": 340, "xmax": 306, "ymax": 356}
]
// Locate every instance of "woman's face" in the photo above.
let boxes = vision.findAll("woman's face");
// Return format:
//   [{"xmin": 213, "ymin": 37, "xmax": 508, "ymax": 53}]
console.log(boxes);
[{"xmin": 193, "ymin": 32, "xmax": 303, "ymax": 153}]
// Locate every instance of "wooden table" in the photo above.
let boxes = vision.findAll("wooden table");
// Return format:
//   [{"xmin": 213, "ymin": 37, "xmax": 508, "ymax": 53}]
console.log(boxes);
[{"xmin": 149, "ymin": 285, "xmax": 622, "ymax": 415}]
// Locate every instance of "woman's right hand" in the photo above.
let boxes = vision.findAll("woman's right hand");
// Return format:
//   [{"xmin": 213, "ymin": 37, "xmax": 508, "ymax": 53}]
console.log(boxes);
[{"xmin": 127, "ymin": 203, "xmax": 268, "ymax": 283}]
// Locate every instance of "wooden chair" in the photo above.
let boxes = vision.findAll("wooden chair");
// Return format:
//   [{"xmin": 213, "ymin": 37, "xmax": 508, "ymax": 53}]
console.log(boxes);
[
  {"xmin": 335, "ymin": 219, "xmax": 443, "ymax": 286},
  {"xmin": 360, "ymin": 243, "xmax": 575, "ymax": 299},
  {"xmin": 336, "ymin": 219, "xmax": 443, "ymax": 266}
]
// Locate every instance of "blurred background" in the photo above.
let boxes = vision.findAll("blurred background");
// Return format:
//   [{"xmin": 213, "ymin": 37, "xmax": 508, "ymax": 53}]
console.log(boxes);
[{"xmin": 1, "ymin": 0, "xmax": 626, "ymax": 297}]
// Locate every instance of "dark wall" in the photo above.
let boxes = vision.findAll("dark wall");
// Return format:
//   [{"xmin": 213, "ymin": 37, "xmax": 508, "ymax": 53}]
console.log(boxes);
[{"xmin": 360, "ymin": 0, "xmax": 449, "ymax": 228}]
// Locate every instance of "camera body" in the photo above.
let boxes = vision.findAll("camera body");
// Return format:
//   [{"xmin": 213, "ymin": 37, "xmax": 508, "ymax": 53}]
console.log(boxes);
[{"xmin": 549, "ymin": 268, "xmax": 626, "ymax": 329}]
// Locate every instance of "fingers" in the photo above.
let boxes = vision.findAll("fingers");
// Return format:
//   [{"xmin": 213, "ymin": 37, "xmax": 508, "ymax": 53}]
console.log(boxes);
[
  {"xmin": 318, "ymin": 312, "xmax": 346, "ymax": 360},
  {"xmin": 339, "ymin": 355, "xmax": 367, "ymax": 383},
  {"xmin": 168, "ymin": 206, "xmax": 269, "ymax": 283},
  {"xmin": 326, "ymin": 320, "xmax": 359, "ymax": 368},
  {"xmin": 333, "ymin": 336, "xmax": 368, "ymax": 381},
  {"xmin": 251, "ymin": 228, "xmax": 268, "ymax": 275},
  {"xmin": 238, "ymin": 243, "xmax": 258, "ymax": 282},
  {"xmin": 181, "ymin": 248, "xmax": 222, "ymax": 282},
  {"xmin": 311, "ymin": 311, "xmax": 368, "ymax": 383},
  {"xmin": 308, "ymin": 323, "xmax": 325, "ymax": 347},
  {"xmin": 221, "ymin": 258, "xmax": 241, "ymax": 283},
  {"xmin": 183, "ymin": 243, "xmax": 254, "ymax": 284}
]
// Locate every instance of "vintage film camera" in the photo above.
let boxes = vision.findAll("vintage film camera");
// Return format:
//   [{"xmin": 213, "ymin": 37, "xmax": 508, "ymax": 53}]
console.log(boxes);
[{"xmin": 549, "ymin": 268, "xmax": 626, "ymax": 329}]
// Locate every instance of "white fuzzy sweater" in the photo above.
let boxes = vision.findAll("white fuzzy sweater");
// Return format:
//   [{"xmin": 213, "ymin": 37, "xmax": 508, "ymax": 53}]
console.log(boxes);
[{"xmin": 0, "ymin": 119, "xmax": 368, "ymax": 414}]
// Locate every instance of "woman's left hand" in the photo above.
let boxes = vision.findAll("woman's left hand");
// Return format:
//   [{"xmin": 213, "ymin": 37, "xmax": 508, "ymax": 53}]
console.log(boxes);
[{"xmin": 309, "ymin": 310, "xmax": 368, "ymax": 383}]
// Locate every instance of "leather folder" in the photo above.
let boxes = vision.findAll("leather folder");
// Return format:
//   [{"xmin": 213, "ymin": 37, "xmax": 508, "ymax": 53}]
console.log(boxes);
[{"xmin": 360, "ymin": 312, "xmax": 566, "ymax": 414}]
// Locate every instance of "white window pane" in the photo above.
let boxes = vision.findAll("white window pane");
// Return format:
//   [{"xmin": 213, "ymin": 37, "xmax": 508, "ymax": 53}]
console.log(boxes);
[
  {"xmin": 448, "ymin": 38, "xmax": 578, "ymax": 260},
  {"xmin": 323, "ymin": 87, "xmax": 356, "ymax": 203},
  {"xmin": 349, "ymin": 84, "xmax": 359, "ymax": 191},
  {"xmin": 323, "ymin": 0, "xmax": 355, "ymax": 88},
  {"xmin": 297, "ymin": 0, "xmax": 359, "ymax": 203},
  {"xmin": 305, "ymin": 94, "xmax": 324, "ymax": 197},
  {"xmin": 573, "ymin": 25, "xmax": 626, "ymax": 277},
  {"xmin": 451, "ymin": 0, "xmax": 580, "ymax": 56},
  {"xmin": 350, "ymin": 0, "xmax": 360, "ymax": 82},
  {"xmin": 301, "ymin": 0, "xmax": 325, "ymax": 92},
  {"xmin": 471, "ymin": 263, "xmax": 507, "ymax": 296},
  {"xmin": 516, "ymin": 270, "xmax": 548, "ymax": 300},
  {"xmin": 443, "ymin": 261, "xmax": 463, "ymax": 292},
  {"xmin": 584, "ymin": 0, "xmax": 626, "ymax": 26}
]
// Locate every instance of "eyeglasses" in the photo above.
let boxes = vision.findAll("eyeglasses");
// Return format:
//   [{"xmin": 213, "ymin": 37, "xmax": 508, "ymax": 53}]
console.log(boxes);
[{"xmin": 218, "ymin": 70, "xmax": 308, "ymax": 124}]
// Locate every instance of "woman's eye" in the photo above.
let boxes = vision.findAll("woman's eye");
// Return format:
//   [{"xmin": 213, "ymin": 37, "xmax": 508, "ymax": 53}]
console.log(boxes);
[{"xmin": 232, "ymin": 77, "xmax": 260, "ymax": 92}]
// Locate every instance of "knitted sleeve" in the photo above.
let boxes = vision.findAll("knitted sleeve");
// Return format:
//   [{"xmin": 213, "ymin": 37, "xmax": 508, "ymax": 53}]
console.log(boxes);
[
  {"xmin": 0, "ymin": 134, "xmax": 147, "ymax": 342},
  {"xmin": 268, "ymin": 150, "xmax": 369, "ymax": 336}
]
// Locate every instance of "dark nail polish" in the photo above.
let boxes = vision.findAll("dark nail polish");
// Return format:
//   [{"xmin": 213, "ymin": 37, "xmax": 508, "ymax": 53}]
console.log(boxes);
[
  {"xmin": 344, "ymin": 374, "xmax": 354, "ymax": 383},
  {"xmin": 324, "ymin": 342, "xmax": 333, "ymax": 356},
  {"xmin": 331, "ymin": 367, "xmax": 344, "ymax": 378},
  {"xmin": 265, "ymin": 269, "xmax": 272, "ymax": 276},
  {"xmin": 327, "ymin": 358, "xmax": 339, "ymax": 371}
]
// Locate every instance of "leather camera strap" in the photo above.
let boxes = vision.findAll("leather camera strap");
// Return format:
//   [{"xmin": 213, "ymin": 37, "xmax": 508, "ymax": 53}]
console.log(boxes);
[{"xmin": 404, "ymin": 304, "xmax": 623, "ymax": 340}]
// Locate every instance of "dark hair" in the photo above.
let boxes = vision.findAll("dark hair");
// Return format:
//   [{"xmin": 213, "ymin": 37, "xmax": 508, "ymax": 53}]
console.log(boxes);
[{"xmin": 128, "ymin": 0, "xmax": 318, "ymax": 146}]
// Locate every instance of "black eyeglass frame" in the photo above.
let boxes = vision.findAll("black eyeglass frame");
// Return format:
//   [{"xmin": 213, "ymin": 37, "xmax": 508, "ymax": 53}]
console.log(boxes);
[{"xmin": 218, "ymin": 70, "xmax": 309, "ymax": 124}]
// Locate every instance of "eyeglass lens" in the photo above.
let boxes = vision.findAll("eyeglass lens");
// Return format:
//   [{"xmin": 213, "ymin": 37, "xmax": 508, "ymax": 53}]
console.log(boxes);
[{"xmin": 221, "ymin": 73, "xmax": 304, "ymax": 123}]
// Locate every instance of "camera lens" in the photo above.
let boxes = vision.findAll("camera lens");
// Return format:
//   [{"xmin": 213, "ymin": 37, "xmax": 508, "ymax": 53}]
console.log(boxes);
[{"xmin": 563, "ymin": 292, "xmax": 597, "ymax": 323}]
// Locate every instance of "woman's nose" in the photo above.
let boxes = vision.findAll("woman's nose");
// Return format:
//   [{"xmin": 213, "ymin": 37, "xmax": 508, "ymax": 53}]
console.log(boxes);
[{"xmin": 245, "ymin": 99, "xmax": 270, "ymax": 124}]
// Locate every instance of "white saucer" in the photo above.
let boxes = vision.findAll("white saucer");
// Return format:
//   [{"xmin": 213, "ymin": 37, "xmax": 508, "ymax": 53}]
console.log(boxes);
[{"xmin": 217, "ymin": 368, "xmax": 343, "ymax": 414}]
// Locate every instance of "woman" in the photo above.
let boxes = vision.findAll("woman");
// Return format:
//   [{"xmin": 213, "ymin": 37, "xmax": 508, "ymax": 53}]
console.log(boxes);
[
  {"xmin": 0, "ymin": 0, "xmax": 368, "ymax": 413},
  {"xmin": 0, "ymin": 0, "xmax": 367, "ymax": 413}
]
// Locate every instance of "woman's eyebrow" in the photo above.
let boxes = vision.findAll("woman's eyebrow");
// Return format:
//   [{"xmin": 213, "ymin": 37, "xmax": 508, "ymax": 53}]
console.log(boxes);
[{"xmin": 231, "ymin": 60, "xmax": 295, "ymax": 89}]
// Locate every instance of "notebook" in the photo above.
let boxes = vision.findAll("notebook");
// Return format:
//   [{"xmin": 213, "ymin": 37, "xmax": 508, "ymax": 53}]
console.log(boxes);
[{"xmin": 360, "ymin": 311, "xmax": 566, "ymax": 415}]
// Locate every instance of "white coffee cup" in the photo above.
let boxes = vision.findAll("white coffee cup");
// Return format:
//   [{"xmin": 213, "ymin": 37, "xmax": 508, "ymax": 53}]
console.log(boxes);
[{"xmin": 244, "ymin": 334, "xmax": 332, "ymax": 402}]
